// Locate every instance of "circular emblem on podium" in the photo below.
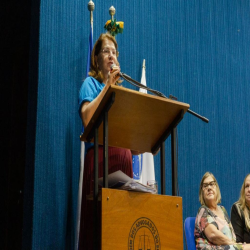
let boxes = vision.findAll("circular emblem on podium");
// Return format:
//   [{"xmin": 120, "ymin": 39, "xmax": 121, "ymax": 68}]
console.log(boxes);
[{"xmin": 128, "ymin": 217, "xmax": 161, "ymax": 250}]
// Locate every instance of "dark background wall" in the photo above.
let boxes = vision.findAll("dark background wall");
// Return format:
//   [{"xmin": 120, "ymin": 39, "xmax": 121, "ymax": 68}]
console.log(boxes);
[
  {"xmin": 2, "ymin": 0, "xmax": 31, "ymax": 249},
  {"xmin": 3, "ymin": 0, "xmax": 250, "ymax": 249}
]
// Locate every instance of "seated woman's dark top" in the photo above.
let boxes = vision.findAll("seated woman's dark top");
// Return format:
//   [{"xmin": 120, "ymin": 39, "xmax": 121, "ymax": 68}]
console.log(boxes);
[{"xmin": 231, "ymin": 202, "xmax": 250, "ymax": 243}]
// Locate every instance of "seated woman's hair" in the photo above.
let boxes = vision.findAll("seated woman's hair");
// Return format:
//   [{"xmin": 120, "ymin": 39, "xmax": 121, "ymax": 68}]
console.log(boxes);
[
  {"xmin": 235, "ymin": 173, "xmax": 250, "ymax": 230},
  {"xmin": 89, "ymin": 33, "xmax": 119, "ymax": 83},
  {"xmin": 199, "ymin": 172, "xmax": 221, "ymax": 205}
]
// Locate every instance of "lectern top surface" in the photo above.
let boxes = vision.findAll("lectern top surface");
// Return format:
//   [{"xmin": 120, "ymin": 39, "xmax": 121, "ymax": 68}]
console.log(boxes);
[{"xmin": 80, "ymin": 85, "xmax": 190, "ymax": 153}]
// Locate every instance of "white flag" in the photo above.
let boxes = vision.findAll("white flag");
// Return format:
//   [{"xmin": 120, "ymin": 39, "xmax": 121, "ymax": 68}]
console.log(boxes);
[{"xmin": 138, "ymin": 59, "xmax": 155, "ymax": 185}]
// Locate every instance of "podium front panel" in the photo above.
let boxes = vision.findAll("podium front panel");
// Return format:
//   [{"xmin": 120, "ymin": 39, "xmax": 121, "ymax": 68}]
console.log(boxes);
[{"xmin": 101, "ymin": 188, "xmax": 183, "ymax": 250}]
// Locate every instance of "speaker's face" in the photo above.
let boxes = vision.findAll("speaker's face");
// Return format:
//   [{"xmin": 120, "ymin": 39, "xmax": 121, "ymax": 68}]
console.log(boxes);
[{"xmin": 95, "ymin": 39, "xmax": 118, "ymax": 79}]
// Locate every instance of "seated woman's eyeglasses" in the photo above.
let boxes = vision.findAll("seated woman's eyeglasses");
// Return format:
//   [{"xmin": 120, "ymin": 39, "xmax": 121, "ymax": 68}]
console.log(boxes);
[
  {"xmin": 202, "ymin": 181, "xmax": 216, "ymax": 189},
  {"xmin": 101, "ymin": 48, "xmax": 117, "ymax": 57}
]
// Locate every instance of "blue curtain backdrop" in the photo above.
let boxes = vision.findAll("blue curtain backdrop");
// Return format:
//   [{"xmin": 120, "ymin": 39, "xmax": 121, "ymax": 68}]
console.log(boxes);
[{"xmin": 23, "ymin": 0, "xmax": 250, "ymax": 249}]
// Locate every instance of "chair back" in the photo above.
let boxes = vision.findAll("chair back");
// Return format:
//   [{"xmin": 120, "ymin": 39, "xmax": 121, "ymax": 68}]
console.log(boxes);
[{"xmin": 184, "ymin": 217, "xmax": 196, "ymax": 250}]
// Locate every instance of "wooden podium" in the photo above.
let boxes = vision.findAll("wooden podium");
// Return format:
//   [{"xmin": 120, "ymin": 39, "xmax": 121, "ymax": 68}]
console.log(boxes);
[
  {"xmin": 80, "ymin": 85, "xmax": 190, "ymax": 249},
  {"xmin": 102, "ymin": 189, "xmax": 183, "ymax": 250}
]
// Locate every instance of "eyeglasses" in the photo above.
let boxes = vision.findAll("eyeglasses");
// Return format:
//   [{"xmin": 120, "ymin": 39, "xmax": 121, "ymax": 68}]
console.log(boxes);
[
  {"xmin": 100, "ymin": 48, "xmax": 117, "ymax": 57},
  {"xmin": 202, "ymin": 181, "xmax": 216, "ymax": 189}
]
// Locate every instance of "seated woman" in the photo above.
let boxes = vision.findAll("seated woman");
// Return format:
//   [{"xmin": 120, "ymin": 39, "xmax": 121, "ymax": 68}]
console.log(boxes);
[
  {"xmin": 194, "ymin": 172, "xmax": 250, "ymax": 249},
  {"xmin": 231, "ymin": 174, "xmax": 250, "ymax": 244},
  {"xmin": 78, "ymin": 33, "xmax": 139, "ymax": 250}
]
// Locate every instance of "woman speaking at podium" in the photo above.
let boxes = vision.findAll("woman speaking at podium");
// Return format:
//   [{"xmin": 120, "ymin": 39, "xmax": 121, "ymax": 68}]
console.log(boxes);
[{"xmin": 78, "ymin": 33, "xmax": 134, "ymax": 249}]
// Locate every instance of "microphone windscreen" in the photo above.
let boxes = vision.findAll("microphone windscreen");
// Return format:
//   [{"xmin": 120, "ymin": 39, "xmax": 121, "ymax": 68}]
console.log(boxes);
[{"xmin": 110, "ymin": 63, "xmax": 116, "ymax": 71}]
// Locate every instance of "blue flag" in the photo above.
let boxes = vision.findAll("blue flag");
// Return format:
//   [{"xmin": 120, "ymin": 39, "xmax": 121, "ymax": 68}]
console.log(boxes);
[
  {"xmin": 86, "ymin": 25, "xmax": 93, "ymax": 76},
  {"xmin": 81, "ymin": 26, "xmax": 93, "ymax": 135},
  {"xmin": 132, "ymin": 154, "xmax": 142, "ymax": 180}
]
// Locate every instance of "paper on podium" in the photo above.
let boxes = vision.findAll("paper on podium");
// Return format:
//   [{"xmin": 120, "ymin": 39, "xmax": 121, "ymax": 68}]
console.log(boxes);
[{"xmin": 98, "ymin": 170, "xmax": 157, "ymax": 194}]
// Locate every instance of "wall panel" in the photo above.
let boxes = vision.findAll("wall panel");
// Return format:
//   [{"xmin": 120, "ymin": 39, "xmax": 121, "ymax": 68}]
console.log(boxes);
[{"xmin": 24, "ymin": 0, "xmax": 250, "ymax": 248}]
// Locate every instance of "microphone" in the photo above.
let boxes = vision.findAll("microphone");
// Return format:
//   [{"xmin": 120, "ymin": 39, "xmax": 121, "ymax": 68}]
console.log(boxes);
[
  {"xmin": 110, "ymin": 63, "xmax": 122, "ymax": 77},
  {"xmin": 110, "ymin": 63, "xmax": 116, "ymax": 71}
]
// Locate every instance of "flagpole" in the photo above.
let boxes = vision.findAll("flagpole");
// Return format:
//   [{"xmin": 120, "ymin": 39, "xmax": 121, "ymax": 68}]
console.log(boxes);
[
  {"xmin": 75, "ymin": 2, "xmax": 95, "ymax": 250},
  {"xmin": 88, "ymin": 0, "xmax": 95, "ymax": 34}
]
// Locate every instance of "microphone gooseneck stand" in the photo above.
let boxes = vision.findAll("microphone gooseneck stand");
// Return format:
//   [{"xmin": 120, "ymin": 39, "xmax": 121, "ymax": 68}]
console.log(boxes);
[
  {"xmin": 120, "ymin": 72, "xmax": 209, "ymax": 123},
  {"xmin": 119, "ymin": 71, "xmax": 209, "ymax": 196}
]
